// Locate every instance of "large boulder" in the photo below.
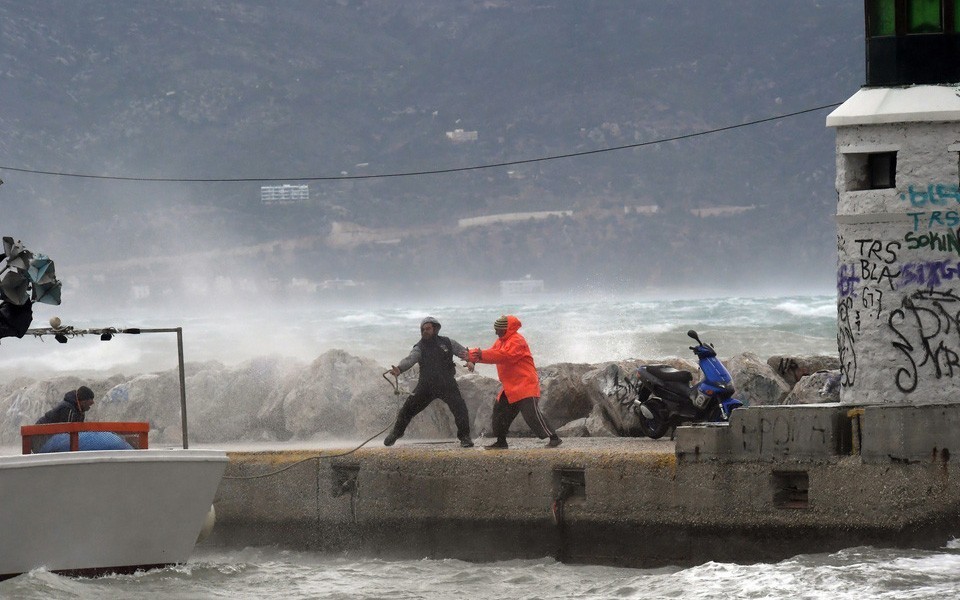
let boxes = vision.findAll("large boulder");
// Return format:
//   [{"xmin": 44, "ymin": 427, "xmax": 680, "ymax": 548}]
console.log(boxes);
[
  {"xmin": 98, "ymin": 370, "xmax": 195, "ymax": 444},
  {"xmin": 96, "ymin": 361, "xmax": 228, "ymax": 445},
  {"xmin": 782, "ymin": 370, "xmax": 842, "ymax": 405},
  {"xmin": 538, "ymin": 362, "xmax": 594, "ymax": 429},
  {"xmin": 270, "ymin": 350, "xmax": 385, "ymax": 440},
  {"xmin": 582, "ymin": 361, "xmax": 645, "ymax": 436},
  {"xmin": 1, "ymin": 377, "xmax": 72, "ymax": 445},
  {"xmin": 726, "ymin": 352, "xmax": 791, "ymax": 406},
  {"xmin": 556, "ymin": 415, "xmax": 590, "ymax": 437},
  {"xmin": 582, "ymin": 358, "xmax": 697, "ymax": 436},
  {"xmin": 262, "ymin": 354, "xmax": 489, "ymax": 442},
  {"xmin": 189, "ymin": 355, "xmax": 306, "ymax": 443},
  {"xmin": 553, "ymin": 405, "xmax": 622, "ymax": 438},
  {"xmin": 767, "ymin": 355, "xmax": 841, "ymax": 387}
]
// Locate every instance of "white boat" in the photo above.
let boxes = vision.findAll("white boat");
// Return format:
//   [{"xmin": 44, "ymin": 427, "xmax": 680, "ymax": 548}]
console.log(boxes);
[
  {"xmin": 0, "ymin": 248, "xmax": 229, "ymax": 579},
  {"xmin": 0, "ymin": 442, "xmax": 227, "ymax": 580}
]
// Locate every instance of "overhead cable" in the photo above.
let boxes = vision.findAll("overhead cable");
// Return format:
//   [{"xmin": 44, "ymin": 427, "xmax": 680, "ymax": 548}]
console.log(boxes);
[{"xmin": 0, "ymin": 102, "xmax": 842, "ymax": 184}]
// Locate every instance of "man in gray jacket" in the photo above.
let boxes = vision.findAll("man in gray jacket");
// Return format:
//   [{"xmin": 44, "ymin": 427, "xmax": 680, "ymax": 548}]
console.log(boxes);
[{"xmin": 386, "ymin": 316, "xmax": 475, "ymax": 447}]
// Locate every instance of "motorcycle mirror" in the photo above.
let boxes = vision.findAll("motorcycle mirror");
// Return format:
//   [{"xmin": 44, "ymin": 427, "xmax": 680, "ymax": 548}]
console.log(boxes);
[{"xmin": 687, "ymin": 330, "xmax": 701, "ymax": 344}]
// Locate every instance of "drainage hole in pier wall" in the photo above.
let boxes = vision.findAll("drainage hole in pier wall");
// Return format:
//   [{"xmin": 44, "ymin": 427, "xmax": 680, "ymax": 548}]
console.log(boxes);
[
  {"xmin": 554, "ymin": 468, "xmax": 586, "ymax": 501},
  {"xmin": 772, "ymin": 471, "xmax": 809, "ymax": 509},
  {"xmin": 332, "ymin": 464, "xmax": 360, "ymax": 497}
]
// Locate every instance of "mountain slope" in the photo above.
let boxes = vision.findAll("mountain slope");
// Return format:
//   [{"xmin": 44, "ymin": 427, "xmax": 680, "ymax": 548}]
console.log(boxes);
[{"xmin": 0, "ymin": 0, "xmax": 863, "ymax": 302}]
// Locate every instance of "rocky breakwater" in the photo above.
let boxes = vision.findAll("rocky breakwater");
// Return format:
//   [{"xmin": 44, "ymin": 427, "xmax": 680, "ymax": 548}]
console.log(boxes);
[{"xmin": 0, "ymin": 350, "xmax": 840, "ymax": 446}]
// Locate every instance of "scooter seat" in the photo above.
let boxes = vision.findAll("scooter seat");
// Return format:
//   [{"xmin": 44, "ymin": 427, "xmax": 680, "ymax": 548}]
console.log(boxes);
[{"xmin": 646, "ymin": 365, "xmax": 694, "ymax": 384}]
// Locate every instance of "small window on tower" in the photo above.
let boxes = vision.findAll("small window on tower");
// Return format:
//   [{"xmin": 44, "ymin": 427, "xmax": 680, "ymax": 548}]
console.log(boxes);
[
  {"xmin": 843, "ymin": 152, "xmax": 897, "ymax": 191},
  {"xmin": 907, "ymin": 0, "xmax": 943, "ymax": 33}
]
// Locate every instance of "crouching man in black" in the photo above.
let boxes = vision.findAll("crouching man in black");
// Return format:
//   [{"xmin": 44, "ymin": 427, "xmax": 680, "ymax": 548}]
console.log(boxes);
[
  {"xmin": 37, "ymin": 386, "xmax": 95, "ymax": 424},
  {"xmin": 386, "ymin": 316, "xmax": 476, "ymax": 448},
  {"xmin": 32, "ymin": 385, "xmax": 96, "ymax": 453}
]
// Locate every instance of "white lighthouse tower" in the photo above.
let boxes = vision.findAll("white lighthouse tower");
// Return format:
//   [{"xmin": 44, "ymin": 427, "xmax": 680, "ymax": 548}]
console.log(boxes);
[{"xmin": 828, "ymin": 0, "xmax": 960, "ymax": 404}]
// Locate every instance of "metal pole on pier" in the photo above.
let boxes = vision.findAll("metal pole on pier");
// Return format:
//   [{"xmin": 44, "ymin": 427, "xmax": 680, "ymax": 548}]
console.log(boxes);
[{"xmin": 176, "ymin": 327, "xmax": 188, "ymax": 449}]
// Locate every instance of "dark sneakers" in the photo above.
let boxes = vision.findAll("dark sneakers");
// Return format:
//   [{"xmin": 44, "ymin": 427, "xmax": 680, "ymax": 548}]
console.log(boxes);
[
  {"xmin": 484, "ymin": 439, "xmax": 509, "ymax": 450},
  {"xmin": 460, "ymin": 438, "xmax": 475, "ymax": 448},
  {"xmin": 545, "ymin": 437, "xmax": 562, "ymax": 448}
]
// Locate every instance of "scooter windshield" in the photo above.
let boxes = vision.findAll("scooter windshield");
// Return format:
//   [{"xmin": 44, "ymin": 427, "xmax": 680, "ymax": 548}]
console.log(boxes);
[
  {"xmin": 700, "ymin": 355, "xmax": 733, "ymax": 386},
  {"xmin": 693, "ymin": 344, "xmax": 717, "ymax": 360}
]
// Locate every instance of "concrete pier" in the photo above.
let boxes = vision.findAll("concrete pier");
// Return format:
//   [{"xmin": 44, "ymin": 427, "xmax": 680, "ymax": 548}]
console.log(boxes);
[{"xmin": 208, "ymin": 404, "xmax": 960, "ymax": 567}]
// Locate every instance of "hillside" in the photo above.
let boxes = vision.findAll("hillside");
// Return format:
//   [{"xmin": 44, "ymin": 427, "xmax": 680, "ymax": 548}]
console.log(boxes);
[{"xmin": 0, "ymin": 1, "xmax": 864, "ymax": 305}]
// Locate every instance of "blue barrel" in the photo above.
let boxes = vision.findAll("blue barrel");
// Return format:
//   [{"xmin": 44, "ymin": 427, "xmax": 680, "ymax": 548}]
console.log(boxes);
[{"xmin": 39, "ymin": 431, "xmax": 134, "ymax": 453}]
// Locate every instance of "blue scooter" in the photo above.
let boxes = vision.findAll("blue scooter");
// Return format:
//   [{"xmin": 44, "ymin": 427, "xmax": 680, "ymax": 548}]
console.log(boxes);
[{"xmin": 633, "ymin": 330, "xmax": 743, "ymax": 439}]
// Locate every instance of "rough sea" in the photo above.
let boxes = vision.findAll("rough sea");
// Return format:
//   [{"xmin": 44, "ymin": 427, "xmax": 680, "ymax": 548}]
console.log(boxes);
[
  {"xmin": 8, "ymin": 293, "xmax": 958, "ymax": 598},
  {"xmin": 2, "ymin": 293, "xmax": 839, "ymax": 378},
  {"xmin": 5, "ymin": 543, "xmax": 960, "ymax": 599}
]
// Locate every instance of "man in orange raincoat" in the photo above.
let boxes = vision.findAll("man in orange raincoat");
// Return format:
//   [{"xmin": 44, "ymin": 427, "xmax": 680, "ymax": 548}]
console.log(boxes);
[{"xmin": 467, "ymin": 315, "xmax": 561, "ymax": 449}]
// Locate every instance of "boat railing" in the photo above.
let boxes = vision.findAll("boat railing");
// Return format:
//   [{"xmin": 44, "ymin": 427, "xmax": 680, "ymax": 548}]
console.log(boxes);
[{"xmin": 20, "ymin": 422, "xmax": 149, "ymax": 454}]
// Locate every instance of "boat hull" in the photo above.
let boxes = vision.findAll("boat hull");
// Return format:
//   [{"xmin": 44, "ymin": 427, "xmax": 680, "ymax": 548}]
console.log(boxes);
[{"xmin": 0, "ymin": 449, "xmax": 228, "ymax": 580}]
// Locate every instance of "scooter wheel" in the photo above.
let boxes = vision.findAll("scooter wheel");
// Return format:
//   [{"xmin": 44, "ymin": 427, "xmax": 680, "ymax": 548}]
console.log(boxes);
[
  {"xmin": 635, "ymin": 400, "xmax": 670, "ymax": 439},
  {"xmin": 706, "ymin": 403, "xmax": 723, "ymax": 422},
  {"xmin": 636, "ymin": 386, "xmax": 650, "ymax": 403}
]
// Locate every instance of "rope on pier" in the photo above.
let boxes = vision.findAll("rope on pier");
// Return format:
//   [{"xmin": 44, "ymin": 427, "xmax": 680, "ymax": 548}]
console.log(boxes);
[{"xmin": 221, "ymin": 423, "xmax": 393, "ymax": 480}]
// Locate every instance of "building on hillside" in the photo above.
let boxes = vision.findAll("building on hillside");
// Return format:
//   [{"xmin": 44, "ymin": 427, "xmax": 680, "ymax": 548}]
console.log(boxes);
[
  {"xmin": 446, "ymin": 128, "xmax": 478, "ymax": 142},
  {"xmin": 689, "ymin": 205, "xmax": 756, "ymax": 218},
  {"xmin": 500, "ymin": 278, "xmax": 545, "ymax": 298},
  {"xmin": 261, "ymin": 184, "xmax": 309, "ymax": 205},
  {"xmin": 828, "ymin": 0, "xmax": 960, "ymax": 405},
  {"xmin": 624, "ymin": 205, "xmax": 660, "ymax": 215},
  {"xmin": 458, "ymin": 210, "xmax": 573, "ymax": 229}
]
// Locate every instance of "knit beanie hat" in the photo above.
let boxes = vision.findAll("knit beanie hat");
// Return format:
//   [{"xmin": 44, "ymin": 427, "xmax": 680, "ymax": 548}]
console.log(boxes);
[
  {"xmin": 421, "ymin": 316, "xmax": 441, "ymax": 331},
  {"xmin": 494, "ymin": 315, "xmax": 509, "ymax": 330},
  {"xmin": 65, "ymin": 385, "xmax": 94, "ymax": 405}
]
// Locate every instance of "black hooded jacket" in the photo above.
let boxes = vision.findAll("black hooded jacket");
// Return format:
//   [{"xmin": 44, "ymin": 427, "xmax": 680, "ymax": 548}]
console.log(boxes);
[
  {"xmin": 414, "ymin": 335, "xmax": 458, "ymax": 389},
  {"xmin": 36, "ymin": 399, "xmax": 85, "ymax": 424}
]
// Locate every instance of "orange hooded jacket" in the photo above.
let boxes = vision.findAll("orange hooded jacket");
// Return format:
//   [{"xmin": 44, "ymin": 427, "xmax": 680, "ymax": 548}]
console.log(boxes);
[{"xmin": 471, "ymin": 315, "xmax": 540, "ymax": 403}]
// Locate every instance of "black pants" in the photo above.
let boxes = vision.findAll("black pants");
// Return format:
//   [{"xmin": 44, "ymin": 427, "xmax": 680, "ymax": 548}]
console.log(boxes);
[
  {"xmin": 392, "ymin": 383, "xmax": 472, "ymax": 440},
  {"xmin": 490, "ymin": 393, "xmax": 556, "ymax": 440}
]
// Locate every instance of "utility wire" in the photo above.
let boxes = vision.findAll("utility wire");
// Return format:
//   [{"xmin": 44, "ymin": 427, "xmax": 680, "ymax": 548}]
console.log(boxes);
[{"xmin": 0, "ymin": 102, "xmax": 841, "ymax": 184}]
